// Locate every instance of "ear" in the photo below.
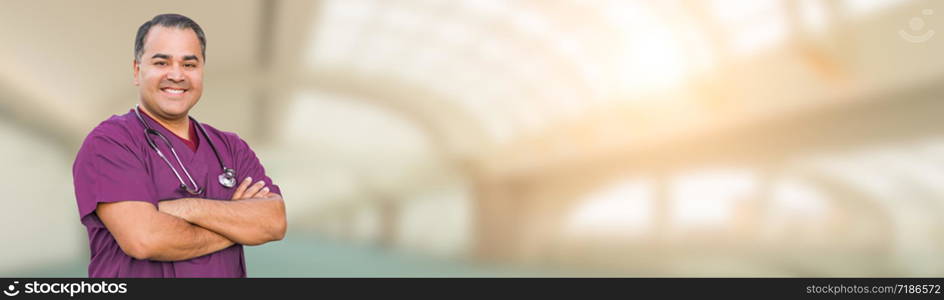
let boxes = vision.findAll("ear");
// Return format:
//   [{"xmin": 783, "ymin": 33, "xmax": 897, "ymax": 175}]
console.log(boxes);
[{"xmin": 132, "ymin": 59, "xmax": 140, "ymax": 86}]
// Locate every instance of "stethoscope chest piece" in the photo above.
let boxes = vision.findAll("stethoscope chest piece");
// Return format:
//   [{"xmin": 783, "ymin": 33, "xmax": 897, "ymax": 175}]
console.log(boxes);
[{"xmin": 219, "ymin": 168, "xmax": 237, "ymax": 188}]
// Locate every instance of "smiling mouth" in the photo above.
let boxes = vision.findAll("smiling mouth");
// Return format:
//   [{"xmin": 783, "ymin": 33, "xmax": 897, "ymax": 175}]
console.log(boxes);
[{"xmin": 160, "ymin": 87, "xmax": 188, "ymax": 96}]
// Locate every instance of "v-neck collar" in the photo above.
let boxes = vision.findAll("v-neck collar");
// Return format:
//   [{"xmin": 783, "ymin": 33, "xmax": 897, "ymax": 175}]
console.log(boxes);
[
  {"xmin": 132, "ymin": 107, "xmax": 214, "ymax": 197},
  {"xmin": 138, "ymin": 108, "xmax": 200, "ymax": 152}
]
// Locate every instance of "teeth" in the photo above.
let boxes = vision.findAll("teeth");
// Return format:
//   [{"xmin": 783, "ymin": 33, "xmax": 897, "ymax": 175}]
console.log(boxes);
[{"xmin": 163, "ymin": 88, "xmax": 185, "ymax": 94}]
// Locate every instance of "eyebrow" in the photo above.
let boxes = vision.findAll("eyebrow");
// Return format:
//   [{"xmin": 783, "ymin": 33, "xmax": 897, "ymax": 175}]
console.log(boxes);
[{"xmin": 150, "ymin": 53, "xmax": 201, "ymax": 62}]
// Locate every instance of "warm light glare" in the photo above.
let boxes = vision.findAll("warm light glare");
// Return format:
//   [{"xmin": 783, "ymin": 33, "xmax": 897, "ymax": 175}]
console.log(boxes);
[
  {"xmin": 567, "ymin": 179, "xmax": 653, "ymax": 237},
  {"xmin": 671, "ymin": 169, "xmax": 756, "ymax": 227}
]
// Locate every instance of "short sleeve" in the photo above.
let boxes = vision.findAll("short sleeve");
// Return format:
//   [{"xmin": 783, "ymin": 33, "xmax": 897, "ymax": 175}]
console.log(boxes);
[
  {"xmin": 231, "ymin": 137, "xmax": 281, "ymax": 196},
  {"xmin": 73, "ymin": 130, "xmax": 158, "ymax": 223}
]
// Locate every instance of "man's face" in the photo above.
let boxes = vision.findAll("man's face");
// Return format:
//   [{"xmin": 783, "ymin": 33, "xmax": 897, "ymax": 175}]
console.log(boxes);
[{"xmin": 133, "ymin": 26, "xmax": 204, "ymax": 120}]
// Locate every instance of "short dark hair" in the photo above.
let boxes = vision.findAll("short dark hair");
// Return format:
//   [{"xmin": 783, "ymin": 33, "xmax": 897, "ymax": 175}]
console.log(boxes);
[{"xmin": 134, "ymin": 14, "xmax": 206, "ymax": 62}]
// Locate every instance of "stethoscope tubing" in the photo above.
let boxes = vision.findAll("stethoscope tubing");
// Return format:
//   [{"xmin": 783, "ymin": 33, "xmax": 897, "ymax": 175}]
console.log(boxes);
[{"xmin": 134, "ymin": 105, "xmax": 234, "ymax": 194}]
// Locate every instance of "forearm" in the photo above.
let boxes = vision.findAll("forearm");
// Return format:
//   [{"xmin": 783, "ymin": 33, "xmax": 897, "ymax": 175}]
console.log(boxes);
[
  {"xmin": 141, "ymin": 211, "xmax": 236, "ymax": 261},
  {"xmin": 160, "ymin": 194, "xmax": 286, "ymax": 246}
]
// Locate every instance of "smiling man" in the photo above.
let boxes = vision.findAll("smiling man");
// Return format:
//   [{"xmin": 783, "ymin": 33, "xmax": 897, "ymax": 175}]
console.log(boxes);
[{"xmin": 72, "ymin": 14, "xmax": 286, "ymax": 277}]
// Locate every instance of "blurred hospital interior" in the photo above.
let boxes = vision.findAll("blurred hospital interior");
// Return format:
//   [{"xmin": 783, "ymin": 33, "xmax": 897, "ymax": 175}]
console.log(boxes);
[{"xmin": 3, "ymin": 0, "xmax": 944, "ymax": 276}]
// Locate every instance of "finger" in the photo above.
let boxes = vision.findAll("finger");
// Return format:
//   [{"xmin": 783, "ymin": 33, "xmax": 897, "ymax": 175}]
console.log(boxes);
[
  {"xmin": 243, "ymin": 180, "xmax": 266, "ymax": 199},
  {"xmin": 252, "ymin": 187, "xmax": 270, "ymax": 199},
  {"xmin": 232, "ymin": 177, "xmax": 252, "ymax": 199},
  {"xmin": 231, "ymin": 177, "xmax": 252, "ymax": 200}
]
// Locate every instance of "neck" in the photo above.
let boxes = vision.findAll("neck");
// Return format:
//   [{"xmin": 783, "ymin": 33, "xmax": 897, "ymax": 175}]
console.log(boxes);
[{"xmin": 139, "ymin": 105, "xmax": 191, "ymax": 140}]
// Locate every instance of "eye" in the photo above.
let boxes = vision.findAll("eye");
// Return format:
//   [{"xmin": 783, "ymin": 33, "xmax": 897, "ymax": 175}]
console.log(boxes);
[
  {"xmin": 154, "ymin": 61, "xmax": 167, "ymax": 66},
  {"xmin": 185, "ymin": 63, "xmax": 197, "ymax": 68}
]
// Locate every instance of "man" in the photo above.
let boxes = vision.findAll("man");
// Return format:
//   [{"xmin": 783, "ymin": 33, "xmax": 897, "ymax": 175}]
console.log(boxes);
[{"xmin": 72, "ymin": 14, "xmax": 286, "ymax": 277}]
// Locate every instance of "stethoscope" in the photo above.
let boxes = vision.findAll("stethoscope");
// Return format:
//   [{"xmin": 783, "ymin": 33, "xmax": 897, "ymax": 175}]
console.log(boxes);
[{"xmin": 134, "ymin": 105, "xmax": 237, "ymax": 195}]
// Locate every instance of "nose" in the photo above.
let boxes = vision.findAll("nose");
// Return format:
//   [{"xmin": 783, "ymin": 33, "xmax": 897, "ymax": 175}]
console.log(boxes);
[{"xmin": 166, "ymin": 65, "xmax": 185, "ymax": 83}]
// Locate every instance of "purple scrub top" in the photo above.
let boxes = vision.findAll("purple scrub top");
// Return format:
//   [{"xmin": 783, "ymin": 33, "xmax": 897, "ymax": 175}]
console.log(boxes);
[{"xmin": 72, "ymin": 108, "xmax": 281, "ymax": 278}]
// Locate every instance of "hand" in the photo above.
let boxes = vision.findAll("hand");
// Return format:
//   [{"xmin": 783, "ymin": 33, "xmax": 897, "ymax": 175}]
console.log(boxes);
[{"xmin": 230, "ymin": 177, "xmax": 271, "ymax": 200}]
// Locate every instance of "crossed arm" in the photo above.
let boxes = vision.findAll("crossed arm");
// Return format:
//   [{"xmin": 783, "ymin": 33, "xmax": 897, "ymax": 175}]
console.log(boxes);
[
  {"xmin": 158, "ymin": 177, "xmax": 287, "ymax": 246},
  {"xmin": 96, "ymin": 177, "xmax": 286, "ymax": 261}
]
